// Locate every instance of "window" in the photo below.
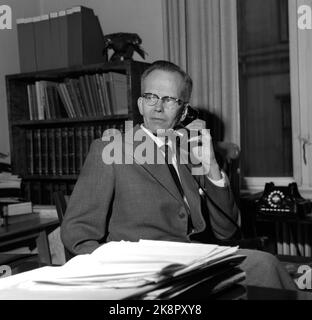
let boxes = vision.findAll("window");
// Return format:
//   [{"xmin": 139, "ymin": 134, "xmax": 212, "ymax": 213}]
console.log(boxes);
[
  {"xmin": 237, "ymin": 0, "xmax": 312, "ymax": 198},
  {"xmin": 237, "ymin": 0, "xmax": 292, "ymax": 177}
]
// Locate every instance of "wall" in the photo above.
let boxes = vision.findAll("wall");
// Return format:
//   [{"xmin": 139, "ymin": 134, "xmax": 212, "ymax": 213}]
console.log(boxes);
[
  {"xmin": 38, "ymin": 0, "xmax": 164, "ymax": 62},
  {"xmin": 0, "ymin": 0, "xmax": 40, "ymax": 163},
  {"xmin": 0, "ymin": 0, "xmax": 164, "ymax": 163}
]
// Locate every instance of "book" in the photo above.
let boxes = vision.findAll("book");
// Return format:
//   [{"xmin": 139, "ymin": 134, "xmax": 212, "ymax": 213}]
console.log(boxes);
[
  {"xmin": 49, "ymin": 12, "xmax": 63, "ymax": 69},
  {"xmin": 297, "ymin": 223, "xmax": 304, "ymax": 257},
  {"xmin": 109, "ymin": 72, "xmax": 128, "ymax": 115},
  {"xmin": 2, "ymin": 201, "xmax": 33, "ymax": 217},
  {"xmin": 57, "ymin": 10, "xmax": 68, "ymax": 69},
  {"xmin": 103, "ymin": 73, "xmax": 115, "ymax": 115},
  {"xmin": 26, "ymin": 129, "xmax": 34, "ymax": 175},
  {"xmin": 61, "ymin": 127, "xmax": 69, "ymax": 175},
  {"xmin": 33, "ymin": 204, "xmax": 57, "ymax": 219},
  {"xmin": 41, "ymin": 128, "xmax": 49, "ymax": 175},
  {"xmin": 31, "ymin": 182, "xmax": 42, "ymax": 204},
  {"xmin": 16, "ymin": 18, "xmax": 37, "ymax": 72},
  {"xmin": 95, "ymin": 74, "xmax": 106, "ymax": 115},
  {"xmin": 35, "ymin": 81, "xmax": 45, "ymax": 120},
  {"xmin": 65, "ymin": 80, "xmax": 82, "ymax": 118},
  {"xmin": 66, "ymin": 6, "xmax": 104, "ymax": 67},
  {"xmin": 27, "ymin": 85, "xmax": 34, "ymax": 120},
  {"xmin": 41, "ymin": 182, "xmax": 54, "ymax": 204},
  {"xmin": 78, "ymin": 76, "xmax": 92, "ymax": 117},
  {"xmin": 57, "ymin": 83, "xmax": 75, "ymax": 118},
  {"xmin": 275, "ymin": 222, "xmax": 283, "ymax": 255},
  {"xmin": 33, "ymin": 129, "xmax": 42, "ymax": 175},
  {"xmin": 84, "ymin": 75, "xmax": 97, "ymax": 116},
  {"xmin": 33, "ymin": 15, "xmax": 52, "ymax": 71},
  {"xmin": 68, "ymin": 127, "xmax": 76, "ymax": 175},
  {"xmin": 99, "ymin": 73, "xmax": 111, "ymax": 115},
  {"xmin": 282, "ymin": 222, "xmax": 290, "ymax": 255},
  {"xmin": 55, "ymin": 128, "xmax": 62, "ymax": 175},
  {"xmin": 304, "ymin": 225, "xmax": 312, "ymax": 257},
  {"xmin": 82, "ymin": 126, "xmax": 89, "ymax": 163},
  {"xmin": 47, "ymin": 128, "xmax": 56, "ymax": 175},
  {"xmin": 289, "ymin": 224, "xmax": 297, "ymax": 256},
  {"xmin": 75, "ymin": 127, "xmax": 83, "ymax": 173}
]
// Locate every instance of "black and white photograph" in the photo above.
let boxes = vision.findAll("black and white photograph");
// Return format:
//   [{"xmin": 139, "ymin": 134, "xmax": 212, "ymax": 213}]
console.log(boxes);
[{"xmin": 0, "ymin": 0, "xmax": 312, "ymax": 305}]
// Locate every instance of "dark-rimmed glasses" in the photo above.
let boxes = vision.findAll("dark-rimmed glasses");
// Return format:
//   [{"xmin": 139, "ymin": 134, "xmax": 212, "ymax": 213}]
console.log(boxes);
[{"xmin": 142, "ymin": 92, "xmax": 186, "ymax": 109}]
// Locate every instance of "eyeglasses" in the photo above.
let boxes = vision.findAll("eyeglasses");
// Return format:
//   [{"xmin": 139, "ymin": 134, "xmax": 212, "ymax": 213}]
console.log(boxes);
[{"xmin": 142, "ymin": 93, "xmax": 186, "ymax": 109}]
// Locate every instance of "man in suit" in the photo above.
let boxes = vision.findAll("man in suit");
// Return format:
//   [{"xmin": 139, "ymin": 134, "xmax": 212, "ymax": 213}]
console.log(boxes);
[{"xmin": 61, "ymin": 60, "xmax": 297, "ymax": 291}]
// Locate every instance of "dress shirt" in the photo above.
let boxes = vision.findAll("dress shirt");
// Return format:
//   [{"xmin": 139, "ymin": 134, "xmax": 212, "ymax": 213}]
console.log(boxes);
[{"xmin": 140, "ymin": 125, "xmax": 227, "ymax": 187}]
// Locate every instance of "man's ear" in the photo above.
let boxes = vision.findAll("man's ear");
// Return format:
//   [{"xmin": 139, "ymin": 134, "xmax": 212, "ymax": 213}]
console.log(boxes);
[
  {"xmin": 179, "ymin": 105, "xmax": 188, "ymax": 123},
  {"xmin": 137, "ymin": 97, "xmax": 144, "ymax": 116}
]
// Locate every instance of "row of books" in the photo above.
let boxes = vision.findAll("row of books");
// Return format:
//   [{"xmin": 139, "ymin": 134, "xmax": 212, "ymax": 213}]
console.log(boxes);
[
  {"xmin": 276, "ymin": 222, "xmax": 312, "ymax": 257},
  {"xmin": 27, "ymin": 72, "xmax": 127, "ymax": 120},
  {"xmin": 17, "ymin": 6, "xmax": 104, "ymax": 72},
  {"xmin": 25, "ymin": 123, "xmax": 125, "ymax": 176},
  {"xmin": 23, "ymin": 181, "xmax": 76, "ymax": 205}
]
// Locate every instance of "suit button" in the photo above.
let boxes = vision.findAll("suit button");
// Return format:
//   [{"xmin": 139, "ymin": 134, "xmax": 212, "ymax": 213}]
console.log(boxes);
[{"xmin": 178, "ymin": 212, "xmax": 186, "ymax": 219}]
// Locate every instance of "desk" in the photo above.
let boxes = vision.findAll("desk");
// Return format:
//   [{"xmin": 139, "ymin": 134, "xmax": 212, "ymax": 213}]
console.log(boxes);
[
  {"xmin": 0, "ymin": 282, "xmax": 311, "ymax": 300},
  {"xmin": 0, "ymin": 213, "xmax": 59, "ymax": 265}
]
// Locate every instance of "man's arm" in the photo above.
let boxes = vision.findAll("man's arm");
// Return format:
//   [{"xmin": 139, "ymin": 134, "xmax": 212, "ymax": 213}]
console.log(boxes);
[
  {"xmin": 201, "ymin": 174, "xmax": 241, "ymax": 240},
  {"xmin": 185, "ymin": 119, "xmax": 240, "ymax": 240},
  {"xmin": 61, "ymin": 139, "xmax": 115, "ymax": 255}
]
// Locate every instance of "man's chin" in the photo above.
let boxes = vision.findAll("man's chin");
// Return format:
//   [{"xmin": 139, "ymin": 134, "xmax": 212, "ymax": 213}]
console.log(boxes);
[{"xmin": 147, "ymin": 123, "xmax": 170, "ymax": 134}]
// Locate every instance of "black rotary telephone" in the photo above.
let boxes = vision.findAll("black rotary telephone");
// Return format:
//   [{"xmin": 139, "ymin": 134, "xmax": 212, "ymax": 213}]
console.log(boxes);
[{"xmin": 256, "ymin": 182, "xmax": 312, "ymax": 218}]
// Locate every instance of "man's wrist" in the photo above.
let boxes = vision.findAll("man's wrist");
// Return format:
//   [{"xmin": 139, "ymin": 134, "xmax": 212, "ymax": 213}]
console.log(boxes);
[{"xmin": 207, "ymin": 162, "xmax": 222, "ymax": 180}]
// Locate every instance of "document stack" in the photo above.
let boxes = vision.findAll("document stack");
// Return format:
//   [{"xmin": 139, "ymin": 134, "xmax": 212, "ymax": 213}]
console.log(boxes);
[{"xmin": 0, "ymin": 240, "xmax": 246, "ymax": 300}]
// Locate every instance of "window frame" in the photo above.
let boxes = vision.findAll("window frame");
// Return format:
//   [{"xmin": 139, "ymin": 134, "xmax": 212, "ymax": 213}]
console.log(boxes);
[{"xmin": 241, "ymin": 0, "xmax": 312, "ymax": 199}]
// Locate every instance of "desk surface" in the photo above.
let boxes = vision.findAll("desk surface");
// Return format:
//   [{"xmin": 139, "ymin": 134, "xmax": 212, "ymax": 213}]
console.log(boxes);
[
  {"xmin": 0, "ymin": 213, "xmax": 59, "ymax": 265},
  {"xmin": 0, "ymin": 213, "xmax": 59, "ymax": 239}
]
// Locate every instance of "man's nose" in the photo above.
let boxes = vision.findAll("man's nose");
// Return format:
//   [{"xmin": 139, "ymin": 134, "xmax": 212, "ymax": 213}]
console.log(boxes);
[{"xmin": 154, "ymin": 99, "xmax": 164, "ymax": 112}]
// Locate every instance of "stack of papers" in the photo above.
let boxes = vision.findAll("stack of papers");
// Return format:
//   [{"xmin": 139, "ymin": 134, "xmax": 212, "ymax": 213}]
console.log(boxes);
[{"xmin": 0, "ymin": 240, "xmax": 246, "ymax": 300}]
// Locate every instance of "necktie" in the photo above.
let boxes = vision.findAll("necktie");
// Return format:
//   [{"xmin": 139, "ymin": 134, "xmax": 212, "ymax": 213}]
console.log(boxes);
[
  {"xmin": 163, "ymin": 143, "xmax": 194, "ymax": 233},
  {"xmin": 163, "ymin": 144, "xmax": 184, "ymax": 198}
]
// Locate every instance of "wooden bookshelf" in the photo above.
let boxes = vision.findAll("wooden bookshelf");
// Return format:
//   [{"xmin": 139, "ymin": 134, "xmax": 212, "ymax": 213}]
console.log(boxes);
[{"xmin": 6, "ymin": 60, "xmax": 150, "ymax": 204}]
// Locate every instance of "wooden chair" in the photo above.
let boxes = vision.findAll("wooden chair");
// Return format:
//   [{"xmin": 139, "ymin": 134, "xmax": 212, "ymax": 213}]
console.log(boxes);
[
  {"xmin": 53, "ymin": 191, "xmax": 74, "ymax": 262},
  {"xmin": 214, "ymin": 141, "xmax": 268, "ymax": 250}
]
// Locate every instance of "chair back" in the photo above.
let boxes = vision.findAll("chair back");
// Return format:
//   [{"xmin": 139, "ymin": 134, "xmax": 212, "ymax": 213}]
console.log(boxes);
[
  {"xmin": 53, "ymin": 191, "xmax": 73, "ymax": 262},
  {"xmin": 214, "ymin": 141, "xmax": 240, "ymax": 201}
]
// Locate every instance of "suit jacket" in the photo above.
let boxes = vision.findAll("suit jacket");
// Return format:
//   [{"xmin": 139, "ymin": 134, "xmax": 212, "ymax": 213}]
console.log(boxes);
[{"xmin": 61, "ymin": 124, "xmax": 240, "ymax": 255}]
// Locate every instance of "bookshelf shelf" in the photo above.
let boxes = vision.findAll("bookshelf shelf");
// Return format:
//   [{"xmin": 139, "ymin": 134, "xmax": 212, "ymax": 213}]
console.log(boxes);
[
  {"xmin": 23, "ymin": 175, "xmax": 79, "ymax": 180},
  {"xmin": 7, "ymin": 60, "xmax": 150, "ymax": 204},
  {"xmin": 6, "ymin": 60, "xmax": 144, "ymax": 81},
  {"xmin": 12, "ymin": 114, "xmax": 129, "ymax": 127}
]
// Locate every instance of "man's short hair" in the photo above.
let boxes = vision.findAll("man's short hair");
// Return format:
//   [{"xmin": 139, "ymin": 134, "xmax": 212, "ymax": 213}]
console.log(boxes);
[{"xmin": 141, "ymin": 60, "xmax": 193, "ymax": 102}]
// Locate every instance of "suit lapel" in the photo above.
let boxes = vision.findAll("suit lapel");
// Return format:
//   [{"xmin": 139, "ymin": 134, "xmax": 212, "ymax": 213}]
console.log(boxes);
[
  {"xmin": 124, "ymin": 125, "xmax": 185, "ymax": 205},
  {"xmin": 177, "ymin": 161, "xmax": 205, "ymax": 232}
]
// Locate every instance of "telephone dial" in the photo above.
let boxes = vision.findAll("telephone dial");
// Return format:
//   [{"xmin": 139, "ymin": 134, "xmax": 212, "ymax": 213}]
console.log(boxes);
[{"xmin": 256, "ymin": 182, "xmax": 312, "ymax": 218}]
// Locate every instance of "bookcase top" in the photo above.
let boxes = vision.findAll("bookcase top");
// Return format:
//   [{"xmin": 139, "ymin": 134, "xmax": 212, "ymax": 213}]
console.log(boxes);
[{"xmin": 6, "ymin": 60, "xmax": 150, "ymax": 81}]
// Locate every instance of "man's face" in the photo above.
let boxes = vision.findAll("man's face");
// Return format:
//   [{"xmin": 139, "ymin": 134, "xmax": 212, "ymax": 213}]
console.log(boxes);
[{"xmin": 138, "ymin": 70, "xmax": 186, "ymax": 133}]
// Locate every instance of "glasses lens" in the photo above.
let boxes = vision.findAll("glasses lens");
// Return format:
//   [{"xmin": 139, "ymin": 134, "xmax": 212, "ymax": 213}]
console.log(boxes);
[
  {"xmin": 143, "ymin": 93, "xmax": 184, "ymax": 108},
  {"xmin": 162, "ymin": 97, "xmax": 181, "ymax": 108},
  {"xmin": 143, "ymin": 93, "xmax": 158, "ymax": 106}
]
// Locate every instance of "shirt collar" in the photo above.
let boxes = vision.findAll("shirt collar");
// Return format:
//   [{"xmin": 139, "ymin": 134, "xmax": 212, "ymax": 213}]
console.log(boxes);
[{"xmin": 140, "ymin": 124, "xmax": 182, "ymax": 149}]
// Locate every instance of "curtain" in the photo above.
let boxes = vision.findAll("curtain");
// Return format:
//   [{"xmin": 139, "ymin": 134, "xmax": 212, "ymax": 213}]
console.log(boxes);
[{"xmin": 162, "ymin": 0, "xmax": 240, "ymax": 145}]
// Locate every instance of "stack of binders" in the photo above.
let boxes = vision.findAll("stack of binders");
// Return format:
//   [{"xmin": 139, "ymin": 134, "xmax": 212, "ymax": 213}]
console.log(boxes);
[{"xmin": 16, "ymin": 6, "xmax": 105, "ymax": 72}]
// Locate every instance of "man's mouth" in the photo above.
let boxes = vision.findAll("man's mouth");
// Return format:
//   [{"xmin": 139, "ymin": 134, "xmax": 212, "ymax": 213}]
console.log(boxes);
[{"xmin": 151, "ymin": 118, "xmax": 165, "ymax": 122}]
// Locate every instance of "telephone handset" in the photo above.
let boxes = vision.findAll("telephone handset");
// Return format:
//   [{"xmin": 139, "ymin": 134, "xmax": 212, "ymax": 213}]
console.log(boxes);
[{"xmin": 175, "ymin": 105, "xmax": 199, "ymax": 130}]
